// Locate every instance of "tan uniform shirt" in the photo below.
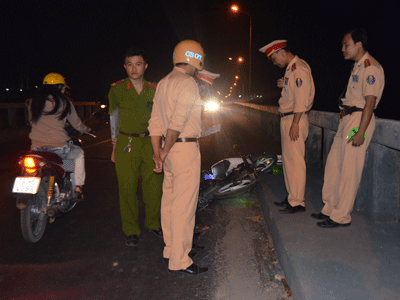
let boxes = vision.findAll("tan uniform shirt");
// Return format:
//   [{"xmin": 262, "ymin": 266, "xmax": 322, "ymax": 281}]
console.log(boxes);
[
  {"xmin": 148, "ymin": 67, "xmax": 202, "ymax": 138},
  {"xmin": 278, "ymin": 56, "xmax": 315, "ymax": 113},
  {"xmin": 340, "ymin": 52, "xmax": 384, "ymax": 109}
]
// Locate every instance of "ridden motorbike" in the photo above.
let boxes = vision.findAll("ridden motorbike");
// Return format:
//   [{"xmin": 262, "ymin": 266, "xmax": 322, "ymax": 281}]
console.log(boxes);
[
  {"xmin": 12, "ymin": 119, "xmax": 98, "ymax": 243},
  {"xmin": 198, "ymin": 152, "xmax": 278, "ymax": 208}
]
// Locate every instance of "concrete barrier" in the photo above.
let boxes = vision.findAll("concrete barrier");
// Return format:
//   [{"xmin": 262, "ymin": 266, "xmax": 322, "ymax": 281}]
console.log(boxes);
[{"xmin": 238, "ymin": 103, "xmax": 400, "ymax": 223}]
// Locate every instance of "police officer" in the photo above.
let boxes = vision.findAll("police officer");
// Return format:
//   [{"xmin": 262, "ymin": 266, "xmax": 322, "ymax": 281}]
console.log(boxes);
[
  {"xmin": 108, "ymin": 48, "xmax": 163, "ymax": 246},
  {"xmin": 148, "ymin": 40, "xmax": 208, "ymax": 275},
  {"xmin": 313, "ymin": 28, "xmax": 385, "ymax": 228},
  {"xmin": 259, "ymin": 40, "xmax": 315, "ymax": 214}
]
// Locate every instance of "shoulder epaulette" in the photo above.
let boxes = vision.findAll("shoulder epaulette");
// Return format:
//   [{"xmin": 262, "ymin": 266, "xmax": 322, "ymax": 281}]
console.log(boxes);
[
  {"xmin": 110, "ymin": 79, "xmax": 124, "ymax": 87},
  {"xmin": 149, "ymin": 82, "xmax": 157, "ymax": 89},
  {"xmin": 364, "ymin": 59, "xmax": 371, "ymax": 68},
  {"xmin": 291, "ymin": 63, "xmax": 297, "ymax": 71}
]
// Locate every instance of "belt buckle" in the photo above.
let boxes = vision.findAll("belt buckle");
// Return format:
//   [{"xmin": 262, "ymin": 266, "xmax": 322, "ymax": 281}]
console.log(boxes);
[
  {"xmin": 138, "ymin": 133, "xmax": 145, "ymax": 138},
  {"xmin": 280, "ymin": 113, "xmax": 284, "ymax": 118},
  {"xmin": 340, "ymin": 109, "xmax": 345, "ymax": 118}
]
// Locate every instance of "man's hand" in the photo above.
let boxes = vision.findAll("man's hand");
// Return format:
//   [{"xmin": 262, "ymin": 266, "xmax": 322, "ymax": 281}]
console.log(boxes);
[
  {"xmin": 160, "ymin": 148, "xmax": 168, "ymax": 163},
  {"xmin": 153, "ymin": 153, "xmax": 164, "ymax": 173},
  {"xmin": 289, "ymin": 123, "xmax": 300, "ymax": 141},
  {"xmin": 347, "ymin": 132, "xmax": 365, "ymax": 147},
  {"xmin": 111, "ymin": 139, "xmax": 116, "ymax": 162},
  {"xmin": 277, "ymin": 77, "xmax": 285, "ymax": 88}
]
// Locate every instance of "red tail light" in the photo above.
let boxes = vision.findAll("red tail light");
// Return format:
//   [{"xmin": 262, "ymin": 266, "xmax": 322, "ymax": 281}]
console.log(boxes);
[{"xmin": 19, "ymin": 156, "xmax": 44, "ymax": 174}]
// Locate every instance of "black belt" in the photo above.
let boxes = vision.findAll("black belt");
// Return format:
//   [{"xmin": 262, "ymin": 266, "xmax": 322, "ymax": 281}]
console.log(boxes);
[
  {"xmin": 119, "ymin": 131, "xmax": 149, "ymax": 138},
  {"xmin": 280, "ymin": 110, "xmax": 310, "ymax": 118},
  {"xmin": 340, "ymin": 106, "xmax": 363, "ymax": 118},
  {"xmin": 162, "ymin": 136, "xmax": 198, "ymax": 143}
]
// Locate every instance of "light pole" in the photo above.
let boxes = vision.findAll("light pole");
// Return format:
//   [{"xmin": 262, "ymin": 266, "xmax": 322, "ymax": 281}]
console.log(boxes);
[
  {"xmin": 228, "ymin": 57, "xmax": 244, "ymax": 96},
  {"xmin": 230, "ymin": 4, "xmax": 252, "ymax": 97}
]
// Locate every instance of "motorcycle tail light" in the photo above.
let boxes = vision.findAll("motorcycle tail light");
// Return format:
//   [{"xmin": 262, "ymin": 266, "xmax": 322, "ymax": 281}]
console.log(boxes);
[{"xmin": 21, "ymin": 156, "xmax": 44, "ymax": 174}]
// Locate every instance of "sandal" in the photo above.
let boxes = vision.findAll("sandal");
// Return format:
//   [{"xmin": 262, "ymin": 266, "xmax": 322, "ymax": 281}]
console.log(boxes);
[{"xmin": 75, "ymin": 186, "xmax": 84, "ymax": 200}]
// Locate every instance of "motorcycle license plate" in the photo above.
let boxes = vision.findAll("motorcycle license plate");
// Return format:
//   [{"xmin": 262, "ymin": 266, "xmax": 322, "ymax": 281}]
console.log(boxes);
[{"xmin": 12, "ymin": 177, "xmax": 41, "ymax": 194}]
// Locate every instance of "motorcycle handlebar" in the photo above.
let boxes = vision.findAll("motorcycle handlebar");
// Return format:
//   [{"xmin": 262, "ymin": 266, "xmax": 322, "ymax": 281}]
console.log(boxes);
[{"xmin": 86, "ymin": 130, "xmax": 97, "ymax": 138}]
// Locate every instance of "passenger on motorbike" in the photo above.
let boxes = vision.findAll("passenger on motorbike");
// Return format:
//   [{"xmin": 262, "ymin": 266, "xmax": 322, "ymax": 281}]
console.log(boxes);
[{"xmin": 27, "ymin": 73, "xmax": 91, "ymax": 199}]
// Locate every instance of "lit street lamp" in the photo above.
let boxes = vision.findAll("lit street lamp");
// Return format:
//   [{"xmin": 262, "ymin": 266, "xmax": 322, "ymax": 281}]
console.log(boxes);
[{"xmin": 230, "ymin": 4, "xmax": 252, "ymax": 97}]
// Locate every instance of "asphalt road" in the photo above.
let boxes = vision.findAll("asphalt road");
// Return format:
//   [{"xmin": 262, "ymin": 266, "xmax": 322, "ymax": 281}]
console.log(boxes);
[{"xmin": 0, "ymin": 104, "xmax": 289, "ymax": 300}]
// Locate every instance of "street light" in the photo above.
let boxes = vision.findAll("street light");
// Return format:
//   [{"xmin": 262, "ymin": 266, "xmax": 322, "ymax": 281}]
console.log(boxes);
[{"xmin": 230, "ymin": 4, "xmax": 252, "ymax": 97}]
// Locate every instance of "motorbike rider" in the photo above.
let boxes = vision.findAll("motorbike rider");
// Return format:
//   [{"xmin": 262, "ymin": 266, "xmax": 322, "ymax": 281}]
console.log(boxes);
[{"xmin": 27, "ymin": 72, "xmax": 91, "ymax": 199}]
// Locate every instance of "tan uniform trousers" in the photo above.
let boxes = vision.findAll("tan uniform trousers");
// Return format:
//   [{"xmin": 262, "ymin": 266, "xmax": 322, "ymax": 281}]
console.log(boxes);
[
  {"xmin": 281, "ymin": 114, "xmax": 309, "ymax": 207},
  {"xmin": 322, "ymin": 112, "xmax": 375, "ymax": 224},
  {"xmin": 161, "ymin": 142, "xmax": 201, "ymax": 270}
]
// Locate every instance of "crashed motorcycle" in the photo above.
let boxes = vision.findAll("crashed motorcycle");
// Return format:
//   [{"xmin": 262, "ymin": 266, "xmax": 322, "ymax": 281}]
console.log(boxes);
[
  {"xmin": 198, "ymin": 153, "xmax": 278, "ymax": 207},
  {"xmin": 12, "ymin": 128, "xmax": 96, "ymax": 243}
]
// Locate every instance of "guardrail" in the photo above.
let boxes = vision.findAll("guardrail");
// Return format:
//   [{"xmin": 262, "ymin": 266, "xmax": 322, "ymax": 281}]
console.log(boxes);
[
  {"xmin": 237, "ymin": 103, "xmax": 400, "ymax": 223},
  {"xmin": 0, "ymin": 102, "xmax": 101, "ymax": 128}
]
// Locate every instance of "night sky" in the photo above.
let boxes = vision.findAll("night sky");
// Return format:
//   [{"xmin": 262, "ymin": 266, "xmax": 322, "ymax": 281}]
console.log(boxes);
[{"xmin": 1, "ymin": 0, "xmax": 398, "ymax": 119}]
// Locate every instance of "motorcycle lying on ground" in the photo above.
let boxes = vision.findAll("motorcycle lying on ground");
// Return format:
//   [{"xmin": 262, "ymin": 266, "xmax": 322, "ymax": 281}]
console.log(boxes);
[
  {"xmin": 198, "ymin": 153, "xmax": 278, "ymax": 208},
  {"xmin": 12, "ymin": 113, "xmax": 101, "ymax": 243}
]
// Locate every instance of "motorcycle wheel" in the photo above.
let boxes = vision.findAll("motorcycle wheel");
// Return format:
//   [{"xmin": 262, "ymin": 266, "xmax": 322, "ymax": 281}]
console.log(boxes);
[
  {"xmin": 20, "ymin": 177, "xmax": 49, "ymax": 243},
  {"xmin": 213, "ymin": 176, "xmax": 257, "ymax": 199},
  {"xmin": 252, "ymin": 153, "xmax": 278, "ymax": 173}
]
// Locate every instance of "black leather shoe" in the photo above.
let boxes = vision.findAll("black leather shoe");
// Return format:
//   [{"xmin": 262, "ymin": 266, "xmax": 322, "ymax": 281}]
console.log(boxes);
[
  {"xmin": 163, "ymin": 250, "xmax": 197, "ymax": 263},
  {"xmin": 150, "ymin": 228, "xmax": 163, "ymax": 237},
  {"xmin": 278, "ymin": 205, "xmax": 305, "ymax": 214},
  {"xmin": 274, "ymin": 196, "xmax": 289, "ymax": 207},
  {"xmin": 193, "ymin": 230, "xmax": 205, "ymax": 237},
  {"xmin": 192, "ymin": 244, "xmax": 205, "ymax": 251},
  {"xmin": 189, "ymin": 250, "xmax": 197, "ymax": 258},
  {"xmin": 169, "ymin": 263, "xmax": 208, "ymax": 275},
  {"xmin": 317, "ymin": 218, "xmax": 351, "ymax": 228},
  {"xmin": 126, "ymin": 235, "xmax": 139, "ymax": 247},
  {"xmin": 311, "ymin": 212, "xmax": 329, "ymax": 220}
]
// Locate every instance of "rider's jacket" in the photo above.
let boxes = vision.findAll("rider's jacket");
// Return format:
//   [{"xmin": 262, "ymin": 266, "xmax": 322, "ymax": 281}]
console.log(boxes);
[{"xmin": 29, "ymin": 95, "xmax": 90, "ymax": 148}]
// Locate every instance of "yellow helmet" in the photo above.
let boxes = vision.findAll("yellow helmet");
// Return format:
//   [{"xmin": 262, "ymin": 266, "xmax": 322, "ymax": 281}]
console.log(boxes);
[
  {"xmin": 43, "ymin": 73, "xmax": 70, "ymax": 88},
  {"xmin": 173, "ymin": 40, "xmax": 205, "ymax": 71}
]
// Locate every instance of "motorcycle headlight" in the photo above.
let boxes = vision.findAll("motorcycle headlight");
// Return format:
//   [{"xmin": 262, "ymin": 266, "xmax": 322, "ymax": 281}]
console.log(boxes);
[{"xmin": 204, "ymin": 99, "xmax": 220, "ymax": 112}]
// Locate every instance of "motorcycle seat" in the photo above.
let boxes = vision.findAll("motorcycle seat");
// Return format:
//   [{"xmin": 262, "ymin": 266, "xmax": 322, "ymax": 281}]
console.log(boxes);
[{"xmin": 27, "ymin": 150, "xmax": 63, "ymax": 165}]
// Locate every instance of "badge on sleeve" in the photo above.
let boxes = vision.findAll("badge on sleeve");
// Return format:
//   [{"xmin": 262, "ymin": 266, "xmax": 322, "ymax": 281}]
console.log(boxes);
[
  {"xmin": 296, "ymin": 78, "xmax": 303, "ymax": 87},
  {"xmin": 366, "ymin": 75, "xmax": 376, "ymax": 85},
  {"xmin": 352, "ymin": 75, "xmax": 359, "ymax": 83}
]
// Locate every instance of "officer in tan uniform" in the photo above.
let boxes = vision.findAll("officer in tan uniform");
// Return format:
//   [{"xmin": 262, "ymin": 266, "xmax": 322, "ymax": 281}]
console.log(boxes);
[
  {"xmin": 313, "ymin": 28, "xmax": 385, "ymax": 228},
  {"xmin": 148, "ymin": 40, "xmax": 208, "ymax": 275},
  {"xmin": 259, "ymin": 40, "xmax": 315, "ymax": 214}
]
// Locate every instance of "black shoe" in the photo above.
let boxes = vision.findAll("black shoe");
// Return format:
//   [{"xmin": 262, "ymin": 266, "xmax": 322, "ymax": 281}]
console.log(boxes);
[
  {"xmin": 150, "ymin": 228, "xmax": 163, "ymax": 237},
  {"xmin": 278, "ymin": 205, "xmax": 305, "ymax": 214},
  {"xmin": 194, "ymin": 230, "xmax": 205, "ymax": 237},
  {"xmin": 189, "ymin": 250, "xmax": 197, "ymax": 258},
  {"xmin": 126, "ymin": 235, "xmax": 139, "ymax": 247},
  {"xmin": 169, "ymin": 263, "xmax": 208, "ymax": 275},
  {"xmin": 192, "ymin": 244, "xmax": 205, "ymax": 251},
  {"xmin": 274, "ymin": 196, "xmax": 289, "ymax": 207},
  {"xmin": 163, "ymin": 250, "xmax": 197, "ymax": 264},
  {"xmin": 317, "ymin": 218, "xmax": 351, "ymax": 228},
  {"xmin": 311, "ymin": 212, "xmax": 329, "ymax": 220}
]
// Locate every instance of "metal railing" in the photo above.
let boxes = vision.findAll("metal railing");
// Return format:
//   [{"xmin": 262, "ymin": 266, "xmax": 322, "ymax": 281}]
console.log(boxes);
[
  {"xmin": 238, "ymin": 103, "xmax": 400, "ymax": 223},
  {"xmin": 0, "ymin": 102, "xmax": 100, "ymax": 128}
]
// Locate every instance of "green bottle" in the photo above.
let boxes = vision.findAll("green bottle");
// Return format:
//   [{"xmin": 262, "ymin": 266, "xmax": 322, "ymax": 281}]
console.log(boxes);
[{"xmin": 347, "ymin": 127, "xmax": 367, "ymax": 140}]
